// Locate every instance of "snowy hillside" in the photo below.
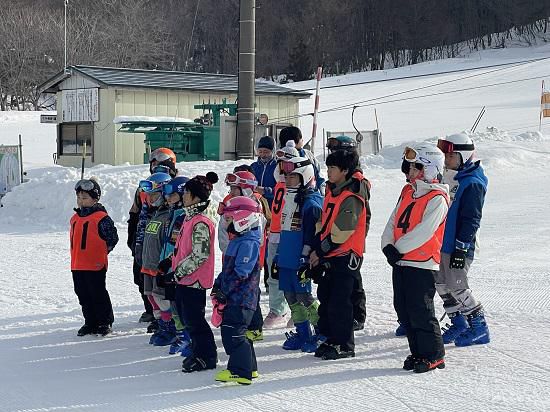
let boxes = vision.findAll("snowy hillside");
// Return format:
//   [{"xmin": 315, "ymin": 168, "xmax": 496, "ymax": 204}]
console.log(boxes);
[{"xmin": 1, "ymin": 44, "xmax": 550, "ymax": 411}]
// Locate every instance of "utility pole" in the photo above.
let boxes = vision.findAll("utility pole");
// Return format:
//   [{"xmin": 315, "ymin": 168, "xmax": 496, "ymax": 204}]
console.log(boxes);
[
  {"xmin": 237, "ymin": 0, "xmax": 255, "ymax": 158},
  {"xmin": 64, "ymin": 0, "xmax": 68, "ymax": 72}
]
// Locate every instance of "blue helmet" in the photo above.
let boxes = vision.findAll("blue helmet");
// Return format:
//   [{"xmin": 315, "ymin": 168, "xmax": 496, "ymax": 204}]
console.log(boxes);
[
  {"xmin": 139, "ymin": 172, "xmax": 172, "ymax": 193},
  {"xmin": 327, "ymin": 135, "xmax": 357, "ymax": 152},
  {"xmin": 163, "ymin": 176, "xmax": 189, "ymax": 197}
]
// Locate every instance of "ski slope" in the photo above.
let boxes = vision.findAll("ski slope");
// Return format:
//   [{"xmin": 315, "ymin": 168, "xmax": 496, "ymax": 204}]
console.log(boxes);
[{"xmin": 1, "ymin": 44, "xmax": 550, "ymax": 411}]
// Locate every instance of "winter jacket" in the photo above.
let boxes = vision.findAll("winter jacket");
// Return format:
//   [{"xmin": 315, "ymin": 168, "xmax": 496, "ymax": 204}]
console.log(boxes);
[
  {"xmin": 134, "ymin": 203, "xmax": 156, "ymax": 267},
  {"xmin": 70, "ymin": 203, "xmax": 118, "ymax": 271},
  {"xmin": 381, "ymin": 180, "xmax": 449, "ymax": 270},
  {"xmin": 313, "ymin": 171, "xmax": 371, "ymax": 259},
  {"xmin": 251, "ymin": 156, "xmax": 278, "ymax": 206},
  {"xmin": 214, "ymin": 227, "xmax": 261, "ymax": 310},
  {"xmin": 441, "ymin": 161, "xmax": 488, "ymax": 258},
  {"xmin": 160, "ymin": 207, "xmax": 185, "ymax": 260},
  {"xmin": 172, "ymin": 201, "xmax": 218, "ymax": 289},
  {"xmin": 277, "ymin": 188, "xmax": 323, "ymax": 270},
  {"xmin": 142, "ymin": 206, "xmax": 171, "ymax": 275},
  {"xmin": 127, "ymin": 187, "xmax": 146, "ymax": 253}
]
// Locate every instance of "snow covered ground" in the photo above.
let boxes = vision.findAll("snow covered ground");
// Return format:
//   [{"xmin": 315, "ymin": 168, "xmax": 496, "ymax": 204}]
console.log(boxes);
[{"xmin": 1, "ymin": 43, "xmax": 550, "ymax": 411}]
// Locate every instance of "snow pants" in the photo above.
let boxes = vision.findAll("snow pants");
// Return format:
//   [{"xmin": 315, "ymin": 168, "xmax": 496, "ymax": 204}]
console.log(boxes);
[
  {"xmin": 266, "ymin": 241, "xmax": 289, "ymax": 316},
  {"xmin": 175, "ymin": 286, "xmax": 217, "ymax": 362},
  {"xmin": 221, "ymin": 305, "xmax": 257, "ymax": 380},
  {"xmin": 72, "ymin": 268, "xmax": 114, "ymax": 327},
  {"xmin": 316, "ymin": 254, "xmax": 359, "ymax": 351},
  {"xmin": 436, "ymin": 253, "xmax": 483, "ymax": 316},
  {"xmin": 133, "ymin": 259, "xmax": 153, "ymax": 315},
  {"xmin": 393, "ymin": 265, "xmax": 445, "ymax": 361}
]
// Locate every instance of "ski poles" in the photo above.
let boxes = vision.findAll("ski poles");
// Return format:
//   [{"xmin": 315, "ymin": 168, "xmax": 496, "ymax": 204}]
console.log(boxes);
[{"xmin": 470, "ymin": 106, "xmax": 486, "ymax": 133}]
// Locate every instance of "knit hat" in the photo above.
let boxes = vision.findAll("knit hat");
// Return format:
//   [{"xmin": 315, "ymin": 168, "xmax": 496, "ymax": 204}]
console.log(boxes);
[
  {"xmin": 185, "ymin": 172, "xmax": 219, "ymax": 201},
  {"xmin": 257, "ymin": 136, "xmax": 275, "ymax": 151}
]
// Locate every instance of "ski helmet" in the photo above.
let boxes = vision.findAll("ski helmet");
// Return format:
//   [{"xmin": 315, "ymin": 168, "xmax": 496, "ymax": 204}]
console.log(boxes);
[
  {"xmin": 139, "ymin": 172, "xmax": 172, "ymax": 193},
  {"xmin": 149, "ymin": 148, "xmax": 176, "ymax": 173},
  {"xmin": 326, "ymin": 135, "xmax": 357, "ymax": 153},
  {"xmin": 75, "ymin": 178, "xmax": 101, "ymax": 200},
  {"xmin": 162, "ymin": 176, "xmax": 189, "ymax": 199},
  {"xmin": 437, "ymin": 133, "xmax": 475, "ymax": 165},
  {"xmin": 223, "ymin": 196, "xmax": 262, "ymax": 233},
  {"xmin": 403, "ymin": 143, "xmax": 444, "ymax": 183},
  {"xmin": 224, "ymin": 171, "xmax": 258, "ymax": 197},
  {"xmin": 280, "ymin": 156, "xmax": 315, "ymax": 187}
]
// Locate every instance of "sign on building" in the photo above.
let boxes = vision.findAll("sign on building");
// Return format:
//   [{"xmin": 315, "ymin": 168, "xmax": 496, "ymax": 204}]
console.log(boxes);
[
  {"xmin": 0, "ymin": 145, "xmax": 21, "ymax": 196},
  {"xmin": 62, "ymin": 88, "xmax": 99, "ymax": 122},
  {"xmin": 40, "ymin": 114, "xmax": 58, "ymax": 123}
]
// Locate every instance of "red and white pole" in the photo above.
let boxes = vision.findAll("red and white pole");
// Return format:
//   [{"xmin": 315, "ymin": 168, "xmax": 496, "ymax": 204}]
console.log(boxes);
[{"xmin": 311, "ymin": 66, "xmax": 322, "ymax": 152}]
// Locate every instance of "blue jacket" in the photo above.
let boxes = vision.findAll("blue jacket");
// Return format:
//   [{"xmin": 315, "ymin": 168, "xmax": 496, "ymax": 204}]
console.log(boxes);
[
  {"xmin": 251, "ymin": 157, "xmax": 278, "ymax": 207},
  {"xmin": 442, "ymin": 161, "xmax": 488, "ymax": 258},
  {"xmin": 160, "ymin": 207, "xmax": 185, "ymax": 260},
  {"xmin": 277, "ymin": 189, "xmax": 323, "ymax": 270},
  {"xmin": 215, "ymin": 227, "xmax": 261, "ymax": 310}
]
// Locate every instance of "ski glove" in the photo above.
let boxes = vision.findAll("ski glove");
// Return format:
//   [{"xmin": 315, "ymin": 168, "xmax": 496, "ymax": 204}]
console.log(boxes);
[
  {"xmin": 158, "ymin": 257, "xmax": 173, "ymax": 274},
  {"xmin": 156, "ymin": 271, "xmax": 176, "ymax": 288},
  {"xmin": 450, "ymin": 249, "xmax": 467, "ymax": 269},
  {"xmin": 210, "ymin": 285, "xmax": 227, "ymax": 305},
  {"xmin": 382, "ymin": 244, "xmax": 403, "ymax": 267},
  {"xmin": 298, "ymin": 262, "xmax": 330, "ymax": 284}
]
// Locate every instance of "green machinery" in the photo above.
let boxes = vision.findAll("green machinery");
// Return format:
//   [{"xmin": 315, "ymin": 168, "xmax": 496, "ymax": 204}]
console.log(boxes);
[{"xmin": 116, "ymin": 100, "xmax": 238, "ymax": 162}]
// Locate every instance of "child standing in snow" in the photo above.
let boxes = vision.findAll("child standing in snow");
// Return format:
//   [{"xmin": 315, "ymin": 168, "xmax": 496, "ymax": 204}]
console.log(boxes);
[
  {"xmin": 381, "ymin": 143, "xmax": 449, "ymax": 373},
  {"xmin": 171, "ymin": 173, "xmax": 219, "ymax": 373},
  {"xmin": 70, "ymin": 178, "xmax": 118, "ymax": 336},
  {"xmin": 140, "ymin": 172, "xmax": 177, "ymax": 347},
  {"xmin": 213, "ymin": 196, "xmax": 263, "ymax": 385},
  {"xmin": 309, "ymin": 149, "xmax": 370, "ymax": 360},
  {"xmin": 436, "ymin": 133, "xmax": 490, "ymax": 347},
  {"xmin": 275, "ymin": 156, "xmax": 323, "ymax": 353}
]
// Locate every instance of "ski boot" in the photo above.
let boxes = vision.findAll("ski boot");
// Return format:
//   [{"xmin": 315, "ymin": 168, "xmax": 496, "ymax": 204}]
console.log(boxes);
[
  {"xmin": 215, "ymin": 369, "xmax": 252, "ymax": 385},
  {"xmin": 245, "ymin": 329, "xmax": 264, "ymax": 342},
  {"xmin": 152, "ymin": 319, "xmax": 177, "ymax": 346},
  {"xmin": 413, "ymin": 358, "xmax": 445, "ymax": 373},
  {"xmin": 441, "ymin": 312, "xmax": 469, "ymax": 344},
  {"xmin": 169, "ymin": 329, "xmax": 192, "ymax": 356},
  {"xmin": 181, "ymin": 356, "xmax": 217, "ymax": 373},
  {"xmin": 96, "ymin": 324, "xmax": 112, "ymax": 336},
  {"xmin": 77, "ymin": 324, "xmax": 96, "ymax": 336},
  {"xmin": 282, "ymin": 321, "xmax": 310, "ymax": 350},
  {"xmin": 147, "ymin": 319, "xmax": 159, "ymax": 334},
  {"xmin": 403, "ymin": 355, "xmax": 419, "ymax": 371},
  {"xmin": 321, "ymin": 343, "xmax": 355, "ymax": 360},
  {"xmin": 139, "ymin": 311, "xmax": 155, "ymax": 323},
  {"xmin": 455, "ymin": 309, "xmax": 490, "ymax": 347}
]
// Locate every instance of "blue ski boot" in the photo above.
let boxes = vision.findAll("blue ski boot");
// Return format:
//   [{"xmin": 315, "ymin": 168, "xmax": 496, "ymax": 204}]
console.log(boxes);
[
  {"xmin": 152, "ymin": 319, "xmax": 177, "ymax": 346},
  {"xmin": 302, "ymin": 325, "xmax": 323, "ymax": 353},
  {"xmin": 455, "ymin": 310, "xmax": 490, "ymax": 347},
  {"xmin": 282, "ymin": 321, "xmax": 310, "ymax": 350},
  {"xmin": 169, "ymin": 329, "xmax": 192, "ymax": 356},
  {"xmin": 441, "ymin": 312, "xmax": 469, "ymax": 344}
]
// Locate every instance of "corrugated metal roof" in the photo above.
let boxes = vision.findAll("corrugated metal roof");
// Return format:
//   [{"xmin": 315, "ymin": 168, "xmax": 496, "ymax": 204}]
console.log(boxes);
[{"xmin": 40, "ymin": 65, "xmax": 310, "ymax": 98}]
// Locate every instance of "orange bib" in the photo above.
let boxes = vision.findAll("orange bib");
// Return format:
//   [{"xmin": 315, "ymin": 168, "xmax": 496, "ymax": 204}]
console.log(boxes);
[
  {"xmin": 269, "ymin": 182, "xmax": 286, "ymax": 234},
  {"xmin": 393, "ymin": 189, "xmax": 448, "ymax": 264},
  {"xmin": 319, "ymin": 188, "xmax": 366, "ymax": 258},
  {"xmin": 70, "ymin": 211, "xmax": 108, "ymax": 271}
]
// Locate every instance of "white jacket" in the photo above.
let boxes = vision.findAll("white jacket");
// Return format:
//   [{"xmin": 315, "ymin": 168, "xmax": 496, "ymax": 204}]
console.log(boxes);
[{"xmin": 381, "ymin": 180, "xmax": 449, "ymax": 270}]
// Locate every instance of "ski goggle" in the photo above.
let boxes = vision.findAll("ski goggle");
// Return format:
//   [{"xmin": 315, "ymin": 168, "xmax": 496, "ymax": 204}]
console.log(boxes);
[
  {"xmin": 75, "ymin": 179, "xmax": 95, "ymax": 191},
  {"xmin": 279, "ymin": 159, "xmax": 311, "ymax": 175},
  {"xmin": 225, "ymin": 173, "xmax": 257, "ymax": 188},
  {"xmin": 437, "ymin": 139, "xmax": 475, "ymax": 154},
  {"xmin": 139, "ymin": 180, "xmax": 165, "ymax": 193},
  {"xmin": 149, "ymin": 150, "xmax": 173, "ymax": 163},
  {"xmin": 223, "ymin": 203, "xmax": 261, "ymax": 213},
  {"xmin": 152, "ymin": 165, "xmax": 171, "ymax": 174},
  {"xmin": 275, "ymin": 149, "xmax": 296, "ymax": 160}
]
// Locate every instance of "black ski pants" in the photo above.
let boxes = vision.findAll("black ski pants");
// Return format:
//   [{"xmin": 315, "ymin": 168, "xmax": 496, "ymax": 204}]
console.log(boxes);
[
  {"xmin": 72, "ymin": 269, "xmax": 114, "ymax": 327},
  {"xmin": 316, "ymin": 255, "xmax": 359, "ymax": 351},
  {"xmin": 175, "ymin": 285, "xmax": 217, "ymax": 361},
  {"xmin": 352, "ymin": 276, "xmax": 366, "ymax": 324},
  {"xmin": 392, "ymin": 265, "xmax": 445, "ymax": 361},
  {"xmin": 221, "ymin": 305, "xmax": 257, "ymax": 380}
]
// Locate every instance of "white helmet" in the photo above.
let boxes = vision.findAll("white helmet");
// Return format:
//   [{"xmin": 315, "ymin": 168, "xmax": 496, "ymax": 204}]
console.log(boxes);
[
  {"xmin": 223, "ymin": 196, "xmax": 262, "ymax": 233},
  {"xmin": 274, "ymin": 141, "xmax": 301, "ymax": 182},
  {"xmin": 405, "ymin": 143, "xmax": 445, "ymax": 183},
  {"xmin": 438, "ymin": 132, "xmax": 475, "ymax": 165},
  {"xmin": 280, "ymin": 156, "xmax": 315, "ymax": 187}
]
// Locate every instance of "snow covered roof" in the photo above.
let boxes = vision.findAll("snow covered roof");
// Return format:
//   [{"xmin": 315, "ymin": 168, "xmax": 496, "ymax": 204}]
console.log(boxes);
[{"xmin": 39, "ymin": 65, "xmax": 311, "ymax": 98}]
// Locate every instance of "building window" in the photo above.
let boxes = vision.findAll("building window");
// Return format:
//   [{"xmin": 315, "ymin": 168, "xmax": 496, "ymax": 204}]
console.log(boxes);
[{"xmin": 59, "ymin": 123, "xmax": 93, "ymax": 156}]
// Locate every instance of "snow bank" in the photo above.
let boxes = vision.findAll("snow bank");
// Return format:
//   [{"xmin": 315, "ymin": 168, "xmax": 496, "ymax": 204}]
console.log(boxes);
[{"xmin": 0, "ymin": 160, "xmax": 248, "ymax": 231}]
